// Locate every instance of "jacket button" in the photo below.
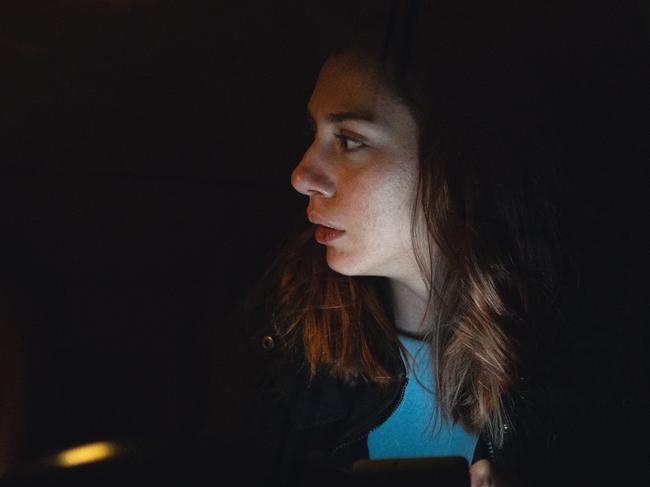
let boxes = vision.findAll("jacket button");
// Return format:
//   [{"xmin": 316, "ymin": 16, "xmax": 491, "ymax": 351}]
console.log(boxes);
[{"xmin": 261, "ymin": 335, "xmax": 275, "ymax": 350}]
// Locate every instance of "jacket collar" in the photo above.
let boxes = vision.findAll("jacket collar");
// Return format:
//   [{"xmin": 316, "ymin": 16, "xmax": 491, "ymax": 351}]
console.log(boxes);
[{"xmin": 288, "ymin": 338, "xmax": 407, "ymax": 438}]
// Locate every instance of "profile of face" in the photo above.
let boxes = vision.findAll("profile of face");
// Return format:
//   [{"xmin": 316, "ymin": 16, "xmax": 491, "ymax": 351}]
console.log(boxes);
[{"xmin": 291, "ymin": 52, "xmax": 422, "ymax": 282}]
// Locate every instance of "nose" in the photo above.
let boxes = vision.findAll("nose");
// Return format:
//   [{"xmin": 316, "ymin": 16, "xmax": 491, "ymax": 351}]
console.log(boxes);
[{"xmin": 290, "ymin": 143, "xmax": 335, "ymax": 197}]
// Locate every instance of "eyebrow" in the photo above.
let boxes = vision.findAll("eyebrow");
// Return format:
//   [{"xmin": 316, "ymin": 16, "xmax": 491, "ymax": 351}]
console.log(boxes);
[{"xmin": 307, "ymin": 110, "xmax": 377, "ymax": 125}]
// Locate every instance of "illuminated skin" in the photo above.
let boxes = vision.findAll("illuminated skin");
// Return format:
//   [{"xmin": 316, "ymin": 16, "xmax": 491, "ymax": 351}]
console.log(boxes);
[
  {"xmin": 292, "ymin": 52, "xmax": 497, "ymax": 487},
  {"xmin": 291, "ymin": 52, "xmax": 426, "ymax": 300}
]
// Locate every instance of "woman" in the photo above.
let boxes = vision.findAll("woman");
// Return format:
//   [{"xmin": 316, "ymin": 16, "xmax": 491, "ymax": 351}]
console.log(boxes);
[
  {"xmin": 208, "ymin": 2, "xmax": 642, "ymax": 486},
  {"xmin": 284, "ymin": 51, "xmax": 513, "ymax": 486}
]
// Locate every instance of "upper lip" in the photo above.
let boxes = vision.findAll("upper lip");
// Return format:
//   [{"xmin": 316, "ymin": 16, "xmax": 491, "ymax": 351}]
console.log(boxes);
[{"xmin": 307, "ymin": 211, "xmax": 344, "ymax": 231}]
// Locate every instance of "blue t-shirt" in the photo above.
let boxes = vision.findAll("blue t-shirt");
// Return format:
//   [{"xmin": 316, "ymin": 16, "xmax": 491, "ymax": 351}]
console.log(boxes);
[{"xmin": 367, "ymin": 334, "xmax": 478, "ymax": 463}]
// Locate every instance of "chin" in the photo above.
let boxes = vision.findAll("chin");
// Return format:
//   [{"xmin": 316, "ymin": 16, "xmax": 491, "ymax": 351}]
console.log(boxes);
[{"xmin": 325, "ymin": 247, "xmax": 375, "ymax": 277}]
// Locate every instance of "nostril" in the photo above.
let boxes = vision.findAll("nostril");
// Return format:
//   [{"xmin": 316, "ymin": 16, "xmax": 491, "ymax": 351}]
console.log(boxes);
[
  {"xmin": 291, "ymin": 154, "xmax": 334, "ymax": 198},
  {"xmin": 291, "ymin": 164, "xmax": 319, "ymax": 196},
  {"xmin": 290, "ymin": 166, "xmax": 308, "ymax": 194}
]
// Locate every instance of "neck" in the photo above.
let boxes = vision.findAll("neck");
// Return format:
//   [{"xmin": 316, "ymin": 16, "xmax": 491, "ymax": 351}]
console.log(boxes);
[{"xmin": 388, "ymin": 277, "xmax": 432, "ymax": 335}]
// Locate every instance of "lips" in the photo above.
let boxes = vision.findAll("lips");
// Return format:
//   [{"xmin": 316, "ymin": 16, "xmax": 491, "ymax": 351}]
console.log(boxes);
[
  {"xmin": 307, "ymin": 211, "xmax": 344, "ymax": 231},
  {"xmin": 307, "ymin": 211, "xmax": 345, "ymax": 244},
  {"xmin": 314, "ymin": 225, "xmax": 345, "ymax": 244}
]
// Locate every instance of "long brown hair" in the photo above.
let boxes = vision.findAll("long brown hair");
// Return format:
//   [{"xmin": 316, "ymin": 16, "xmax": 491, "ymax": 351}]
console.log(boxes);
[{"xmin": 262, "ymin": 1, "xmax": 564, "ymax": 447}]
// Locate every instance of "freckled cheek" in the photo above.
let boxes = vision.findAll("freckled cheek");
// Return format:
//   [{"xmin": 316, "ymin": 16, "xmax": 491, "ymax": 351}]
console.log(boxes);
[
  {"xmin": 338, "ymin": 166, "xmax": 416, "ymax": 240},
  {"xmin": 354, "ymin": 183, "xmax": 407, "ymax": 238},
  {"xmin": 341, "ymin": 192, "xmax": 374, "ymax": 232},
  {"xmin": 378, "ymin": 176, "xmax": 418, "ymax": 250}
]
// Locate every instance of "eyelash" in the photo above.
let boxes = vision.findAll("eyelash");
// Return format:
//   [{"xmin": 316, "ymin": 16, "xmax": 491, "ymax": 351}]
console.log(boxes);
[
  {"xmin": 334, "ymin": 133, "xmax": 365, "ymax": 152},
  {"xmin": 305, "ymin": 122, "xmax": 366, "ymax": 152}
]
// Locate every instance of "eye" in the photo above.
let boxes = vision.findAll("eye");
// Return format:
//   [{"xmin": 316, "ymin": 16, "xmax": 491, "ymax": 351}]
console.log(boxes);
[{"xmin": 334, "ymin": 133, "xmax": 366, "ymax": 152}]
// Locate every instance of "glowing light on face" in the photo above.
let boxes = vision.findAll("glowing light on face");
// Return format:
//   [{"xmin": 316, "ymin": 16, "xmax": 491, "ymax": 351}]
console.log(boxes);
[{"xmin": 292, "ymin": 52, "xmax": 422, "ymax": 283}]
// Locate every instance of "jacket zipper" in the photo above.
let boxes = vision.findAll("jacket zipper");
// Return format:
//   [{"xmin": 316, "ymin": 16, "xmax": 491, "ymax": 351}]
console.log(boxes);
[
  {"xmin": 331, "ymin": 374, "xmax": 409, "ymax": 456},
  {"xmin": 486, "ymin": 438, "xmax": 496, "ymax": 463}
]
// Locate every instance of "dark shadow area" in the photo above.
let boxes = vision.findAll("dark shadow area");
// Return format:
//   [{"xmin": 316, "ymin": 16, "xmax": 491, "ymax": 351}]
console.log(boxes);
[
  {"xmin": 0, "ymin": 0, "xmax": 648, "ymax": 484},
  {"xmin": 1, "ymin": 0, "xmax": 323, "ymax": 464}
]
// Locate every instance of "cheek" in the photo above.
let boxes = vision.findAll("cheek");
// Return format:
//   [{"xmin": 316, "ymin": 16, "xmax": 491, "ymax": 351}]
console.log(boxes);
[
  {"xmin": 373, "ymin": 161, "xmax": 418, "ymax": 218},
  {"xmin": 340, "ymin": 178, "xmax": 385, "ymax": 232},
  {"xmin": 349, "ymin": 167, "xmax": 417, "ymax": 241},
  {"xmin": 325, "ymin": 161, "xmax": 419, "ymax": 277}
]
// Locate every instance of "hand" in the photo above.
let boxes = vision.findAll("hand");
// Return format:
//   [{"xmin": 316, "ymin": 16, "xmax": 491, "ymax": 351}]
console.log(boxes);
[{"xmin": 469, "ymin": 459, "xmax": 495, "ymax": 487}]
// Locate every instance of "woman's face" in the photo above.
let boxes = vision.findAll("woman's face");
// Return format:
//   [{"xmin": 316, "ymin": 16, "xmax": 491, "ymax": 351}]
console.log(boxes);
[{"xmin": 291, "ymin": 52, "xmax": 422, "ymax": 282}]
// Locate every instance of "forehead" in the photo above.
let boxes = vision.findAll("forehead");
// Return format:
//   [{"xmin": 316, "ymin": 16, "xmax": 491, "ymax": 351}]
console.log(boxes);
[{"xmin": 307, "ymin": 53, "xmax": 401, "ymax": 123}]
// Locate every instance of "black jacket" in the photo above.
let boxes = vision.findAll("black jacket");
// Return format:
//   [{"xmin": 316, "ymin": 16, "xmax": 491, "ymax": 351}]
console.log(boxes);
[{"xmin": 206, "ymin": 297, "xmax": 646, "ymax": 487}]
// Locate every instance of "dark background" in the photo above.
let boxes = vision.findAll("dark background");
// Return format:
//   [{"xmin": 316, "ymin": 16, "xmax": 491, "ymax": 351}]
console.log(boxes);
[
  {"xmin": 0, "ymin": 0, "xmax": 648, "ymax": 466},
  {"xmin": 1, "ymin": 0, "xmax": 329, "ymax": 459}
]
